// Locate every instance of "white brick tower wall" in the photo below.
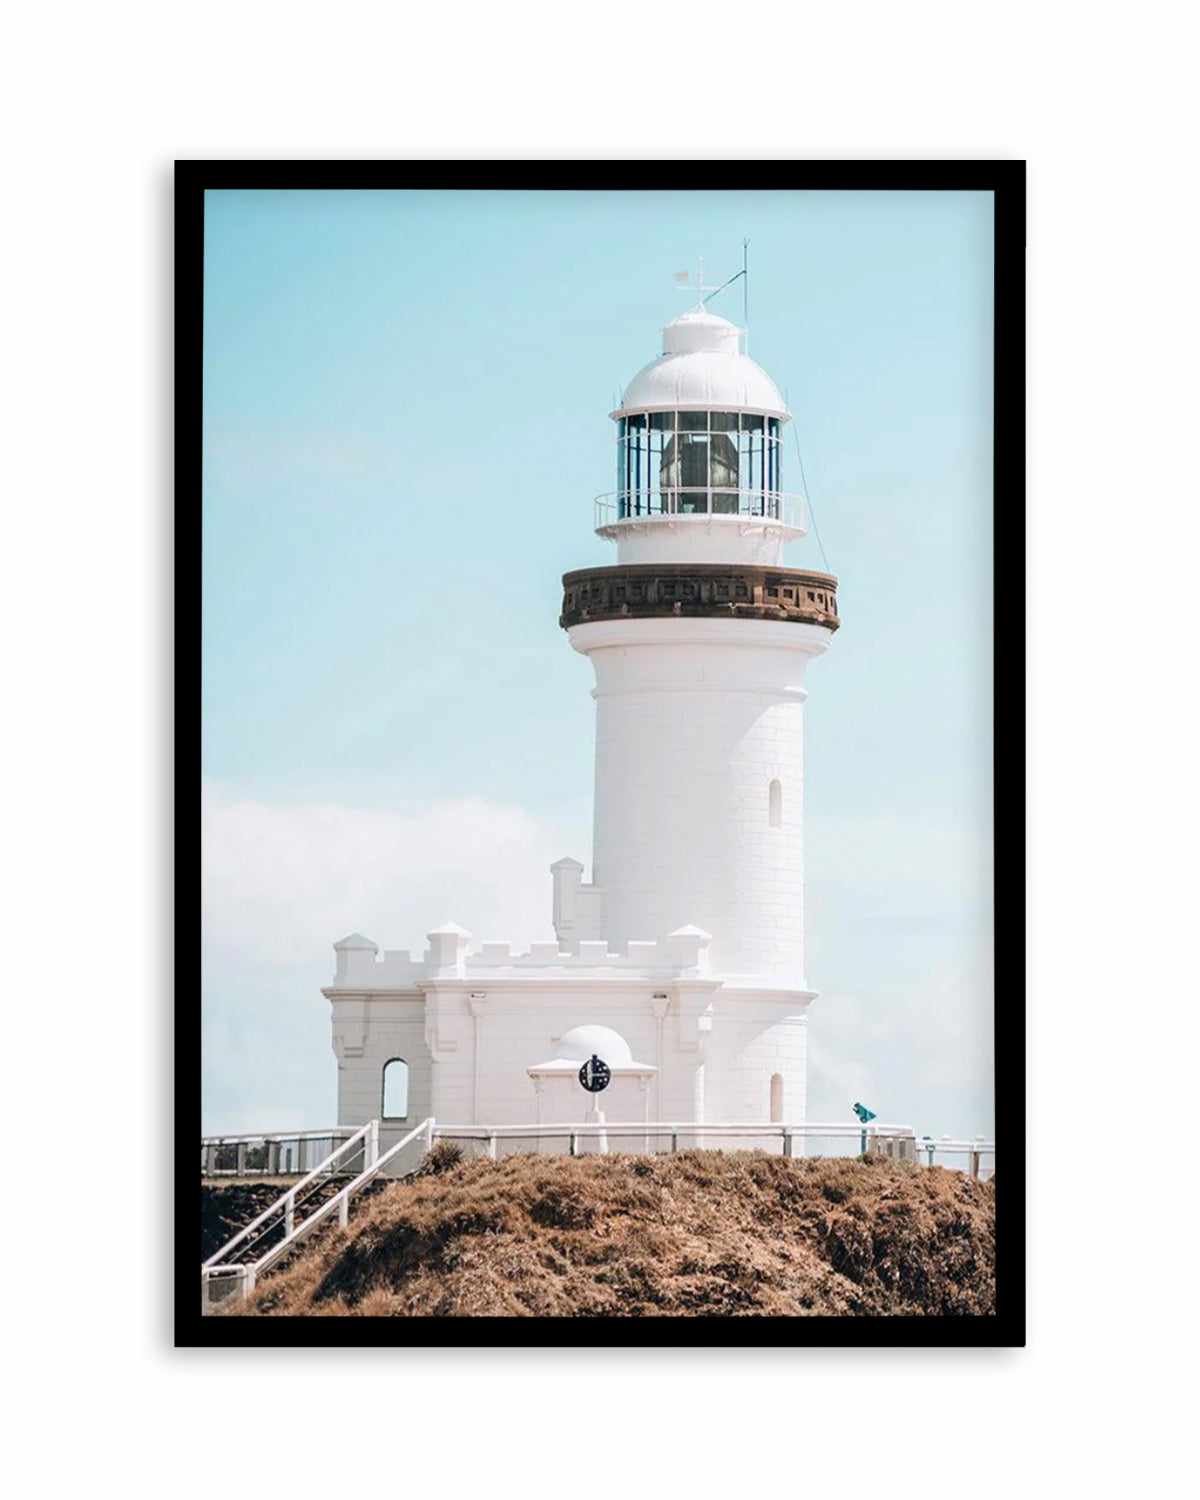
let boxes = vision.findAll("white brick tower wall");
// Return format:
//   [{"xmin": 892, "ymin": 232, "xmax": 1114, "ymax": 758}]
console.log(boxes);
[{"xmin": 569, "ymin": 616, "xmax": 830, "ymax": 982}]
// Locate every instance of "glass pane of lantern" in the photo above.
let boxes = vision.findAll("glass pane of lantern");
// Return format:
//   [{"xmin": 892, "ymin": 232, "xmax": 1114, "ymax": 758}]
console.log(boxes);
[
  {"xmin": 678, "ymin": 411, "xmax": 708, "ymax": 432},
  {"xmin": 748, "ymin": 431, "xmax": 764, "ymax": 499},
  {"xmin": 681, "ymin": 433, "xmax": 708, "ymax": 487},
  {"xmin": 628, "ymin": 423, "xmax": 647, "ymax": 513},
  {"xmin": 648, "ymin": 410, "xmax": 674, "ymax": 431},
  {"xmin": 648, "ymin": 424, "xmax": 669, "ymax": 511},
  {"xmin": 741, "ymin": 413, "xmax": 764, "ymax": 433},
  {"xmin": 710, "ymin": 411, "xmax": 738, "ymax": 432},
  {"xmin": 709, "ymin": 431, "xmax": 738, "ymax": 500},
  {"xmin": 659, "ymin": 434, "xmax": 680, "ymax": 494},
  {"xmin": 678, "ymin": 435, "xmax": 708, "ymax": 509}
]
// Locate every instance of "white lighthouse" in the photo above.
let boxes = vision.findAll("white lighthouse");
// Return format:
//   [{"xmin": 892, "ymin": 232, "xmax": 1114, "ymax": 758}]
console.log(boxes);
[
  {"xmin": 323, "ymin": 297, "xmax": 839, "ymax": 1146},
  {"xmin": 560, "ymin": 305, "xmax": 838, "ymax": 985}
]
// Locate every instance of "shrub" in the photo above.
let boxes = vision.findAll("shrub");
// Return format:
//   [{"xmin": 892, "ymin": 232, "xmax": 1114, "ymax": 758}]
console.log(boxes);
[{"xmin": 421, "ymin": 1139, "xmax": 465, "ymax": 1175}]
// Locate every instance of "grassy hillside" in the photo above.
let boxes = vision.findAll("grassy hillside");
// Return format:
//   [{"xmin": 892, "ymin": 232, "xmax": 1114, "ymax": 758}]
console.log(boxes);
[{"xmin": 213, "ymin": 1149, "xmax": 996, "ymax": 1317}]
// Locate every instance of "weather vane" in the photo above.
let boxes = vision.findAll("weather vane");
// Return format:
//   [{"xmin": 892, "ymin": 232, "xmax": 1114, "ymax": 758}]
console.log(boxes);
[
  {"xmin": 672, "ymin": 242, "xmax": 751, "ymax": 342},
  {"xmin": 673, "ymin": 258, "xmax": 722, "ymax": 309}
]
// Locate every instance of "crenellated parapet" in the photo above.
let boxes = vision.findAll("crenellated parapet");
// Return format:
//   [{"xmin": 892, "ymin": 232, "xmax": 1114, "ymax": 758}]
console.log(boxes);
[{"xmin": 325, "ymin": 922, "xmax": 719, "ymax": 993}]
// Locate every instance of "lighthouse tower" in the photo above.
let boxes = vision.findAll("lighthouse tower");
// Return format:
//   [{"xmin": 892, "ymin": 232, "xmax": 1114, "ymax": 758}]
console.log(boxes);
[
  {"xmin": 324, "ymin": 297, "xmax": 840, "ymax": 1143},
  {"xmin": 556, "ymin": 304, "xmax": 839, "ymax": 989}
]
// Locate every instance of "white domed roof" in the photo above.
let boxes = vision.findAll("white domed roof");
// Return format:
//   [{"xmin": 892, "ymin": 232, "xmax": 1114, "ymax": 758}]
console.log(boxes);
[
  {"xmin": 555, "ymin": 1025, "xmax": 633, "ymax": 1067},
  {"xmin": 662, "ymin": 308, "xmax": 742, "ymax": 356},
  {"xmin": 615, "ymin": 309, "xmax": 789, "ymax": 421}
]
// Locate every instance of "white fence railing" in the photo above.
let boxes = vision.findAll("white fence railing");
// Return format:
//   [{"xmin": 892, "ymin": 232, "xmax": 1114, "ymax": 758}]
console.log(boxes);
[
  {"xmin": 428, "ymin": 1121, "xmax": 994, "ymax": 1176},
  {"xmin": 200, "ymin": 1119, "xmax": 996, "ymax": 1313},
  {"xmin": 915, "ymin": 1136, "xmax": 997, "ymax": 1178},
  {"xmin": 432, "ymin": 1120, "xmax": 920, "ymax": 1157},
  {"xmin": 201, "ymin": 1119, "xmax": 434, "ymax": 1315},
  {"xmin": 200, "ymin": 1126, "xmax": 358, "ymax": 1177},
  {"xmin": 594, "ymin": 488, "xmax": 808, "ymax": 532}
]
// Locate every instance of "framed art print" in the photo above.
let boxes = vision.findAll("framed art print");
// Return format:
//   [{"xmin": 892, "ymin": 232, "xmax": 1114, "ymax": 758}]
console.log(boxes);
[{"xmin": 180, "ymin": 160, "xmax": 1024, "ymax": 1346}]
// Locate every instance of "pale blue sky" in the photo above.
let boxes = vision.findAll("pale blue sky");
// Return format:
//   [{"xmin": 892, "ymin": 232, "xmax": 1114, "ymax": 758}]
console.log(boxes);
[{"xmin": 202, "ymin": 188, "xmax": 994, "ymax": 1140}]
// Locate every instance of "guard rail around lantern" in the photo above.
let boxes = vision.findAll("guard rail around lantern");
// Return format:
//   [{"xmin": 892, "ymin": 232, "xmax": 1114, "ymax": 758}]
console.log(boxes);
[{"xmin": 594, "ymin": 488, "xmax": 809, "ymax": 536}]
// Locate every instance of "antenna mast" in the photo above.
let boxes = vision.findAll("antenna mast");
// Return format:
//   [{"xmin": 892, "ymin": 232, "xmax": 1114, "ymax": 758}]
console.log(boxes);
[
  {"xmin": 680, "ymin": 243, "xmax": 752, "ymax": 348},
  {"xmin": 743, "ymin": 238, "xmax": 749, "ymax": 353}
]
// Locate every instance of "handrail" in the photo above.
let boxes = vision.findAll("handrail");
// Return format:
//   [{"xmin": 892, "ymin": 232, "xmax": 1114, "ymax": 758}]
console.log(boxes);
[
  {"xmin": 247, "ymin": 1118, "xmax": 434, "ymax": 1284},
  {"xmin": 594, "ymin": 488, "xmax": 808, "ymax": 532},
  {"xmin": 917, "ymin": 1139, "xmax": 997, "ymax": 1152},
  {"xmin": 429, "ymin": 1121, "xmax": 993, "ymax": 1177},
  {"xmin": 202, "ymin": 1121, "xmax": 376, "ymax": 1271},
  {"xmin": 201, "ymin": 1126, "xmax": 355, "ymax": 1145},
  {"xmin": 431, "ymin": 1121, "xmax": 995, "ymax": 1178},
  {"xmin": 433, "ymin": 1121, "xmax": 921, "ymax": 1137}
]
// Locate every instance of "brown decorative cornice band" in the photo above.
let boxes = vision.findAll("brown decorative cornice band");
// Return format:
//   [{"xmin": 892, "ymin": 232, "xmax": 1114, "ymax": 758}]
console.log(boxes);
[{"xmin": 560, "ymin": 563, "xmax": 839, "ymax": 632}]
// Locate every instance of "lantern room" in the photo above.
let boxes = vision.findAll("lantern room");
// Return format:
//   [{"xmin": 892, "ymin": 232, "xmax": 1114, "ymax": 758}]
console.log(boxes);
[
  {"xmin": 599, "ymin": 308, "xmax": 807, "ymax": 543},
  {"xmin": 615, "ymin": 409, "xmax": 783, "ymax": 518}
]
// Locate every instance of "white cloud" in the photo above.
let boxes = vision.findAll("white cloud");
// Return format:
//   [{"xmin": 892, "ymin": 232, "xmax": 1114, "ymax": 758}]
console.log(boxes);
[
  {"xmin": 806, "ymin": 945, "xmax": 995, "ymax": 1137},
  {"xmin": 202, "ymin": 781, "xmax": 589, "ymax": 966}
]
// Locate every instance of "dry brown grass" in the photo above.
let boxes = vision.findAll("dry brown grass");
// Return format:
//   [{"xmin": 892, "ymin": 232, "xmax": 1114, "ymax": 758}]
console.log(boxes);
[{"xmin": 214, "ymin": 1150, "xmax": 996, "ymax": 1318}]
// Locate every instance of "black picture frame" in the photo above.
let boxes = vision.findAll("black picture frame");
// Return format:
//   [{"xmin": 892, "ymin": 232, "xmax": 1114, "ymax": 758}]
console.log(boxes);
[{"xmin": 177, "ymin": 159, "xmax": 1025, "ymax": 1349}]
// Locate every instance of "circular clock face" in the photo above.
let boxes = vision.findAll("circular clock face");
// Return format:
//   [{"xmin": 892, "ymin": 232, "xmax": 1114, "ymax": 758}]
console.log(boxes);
[{"xmin": 578, "ymin": 1054, "xmax": 611, "ymax": 1093}]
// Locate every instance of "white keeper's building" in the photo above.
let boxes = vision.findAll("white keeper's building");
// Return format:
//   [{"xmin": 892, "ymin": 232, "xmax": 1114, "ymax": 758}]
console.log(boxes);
[{"xmin": 323, "ymin": 301, "xmax": 841, "ymax": 1149}]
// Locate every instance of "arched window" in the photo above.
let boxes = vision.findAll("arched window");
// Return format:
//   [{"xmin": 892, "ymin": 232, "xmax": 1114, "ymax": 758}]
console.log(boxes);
[
  {"xmin": 768, "ymin": 778, "xmax": 782, "ymax": 829},
  {"xmin": 770, "ymin": 1073, "xmax": 784, "ymax": 1123},
  {"xmin": 382, "ymin": 1058, "xmax": 409, "ymax": 1120}
]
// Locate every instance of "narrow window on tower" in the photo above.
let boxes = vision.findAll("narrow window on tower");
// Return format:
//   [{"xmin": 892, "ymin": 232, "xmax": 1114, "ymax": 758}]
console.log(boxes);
[
  {"xmin": 382, "ymin": 1058, "xmax": 409, "ymax": 1120},
  {"xmin": 769, "ymin": 778, "xmax": 782, "ymax": 828},
  {"xmin": 770, "ymin": 1073, "xmax": 784, "ymax": 1122}
]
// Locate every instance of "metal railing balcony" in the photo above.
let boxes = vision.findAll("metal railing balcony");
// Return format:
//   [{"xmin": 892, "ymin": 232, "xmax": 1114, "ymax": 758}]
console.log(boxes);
[
  {"xmin": 594, "ymin": 488, "xmax": 808, "ymax": 533},
  {"xmin": 200, "ymin": 1126, "xmax": 358, "ymax": 1177}
]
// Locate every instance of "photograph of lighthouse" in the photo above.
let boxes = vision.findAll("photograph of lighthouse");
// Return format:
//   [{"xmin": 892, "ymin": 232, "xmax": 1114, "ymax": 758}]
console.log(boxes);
[{"xmin": 184, "ymin": 162, "xmax": 1023, "ymax": 1344}]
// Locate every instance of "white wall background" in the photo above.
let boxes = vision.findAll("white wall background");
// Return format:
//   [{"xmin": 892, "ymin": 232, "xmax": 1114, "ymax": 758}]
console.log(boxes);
[{"xmin": 3, "ymin": 6, "xmax": 1196, "ymax": 1497}]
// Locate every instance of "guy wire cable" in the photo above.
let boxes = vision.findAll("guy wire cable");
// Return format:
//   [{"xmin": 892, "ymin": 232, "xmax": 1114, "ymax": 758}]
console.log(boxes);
[{"xmin": 791, "ymin": 416, "xmax": 832, "ymax": 575}]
